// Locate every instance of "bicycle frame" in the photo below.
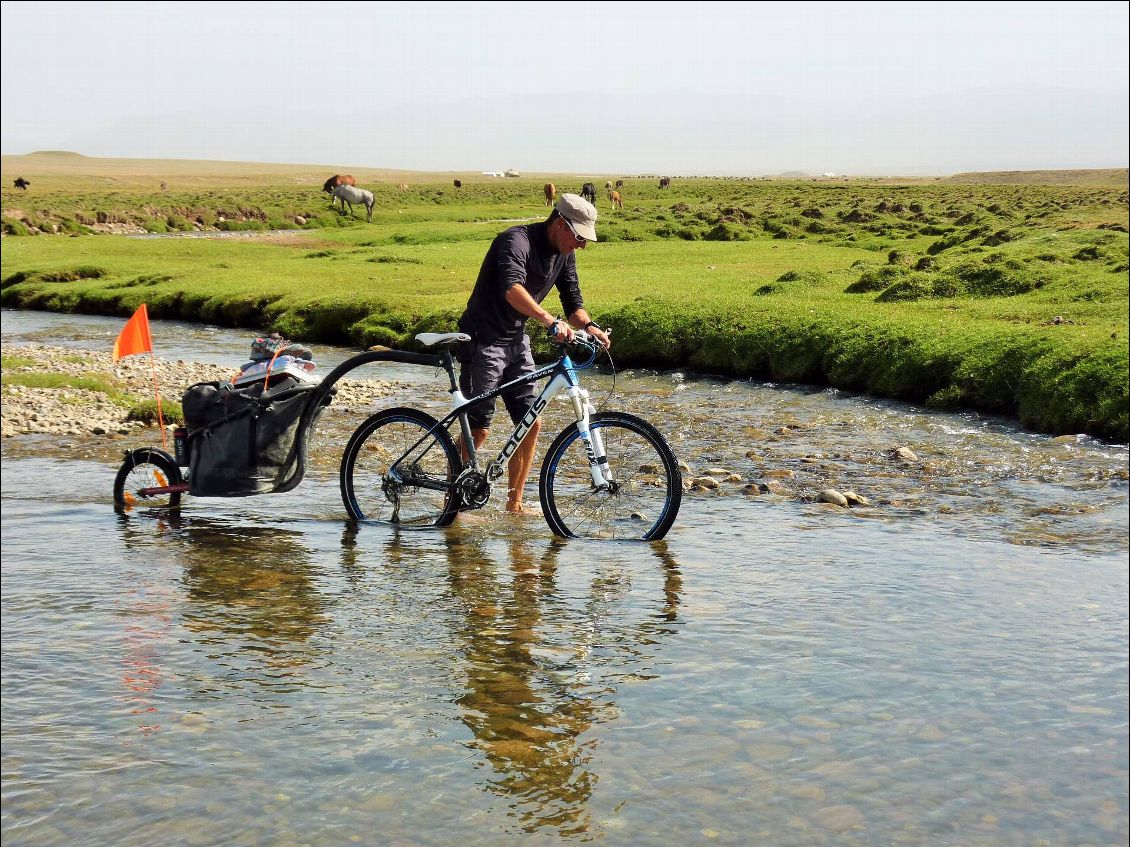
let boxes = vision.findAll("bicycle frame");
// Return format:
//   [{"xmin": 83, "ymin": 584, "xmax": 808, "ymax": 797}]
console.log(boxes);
[{"xmin": 407, "ymin": 341, "xmax": 613, "ymax": 495}]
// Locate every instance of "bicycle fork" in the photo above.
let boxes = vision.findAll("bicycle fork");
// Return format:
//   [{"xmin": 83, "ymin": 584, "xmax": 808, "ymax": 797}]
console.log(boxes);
[{"xmin": 566, "ymin": 385, "xmax": 613, "ymax": 489}]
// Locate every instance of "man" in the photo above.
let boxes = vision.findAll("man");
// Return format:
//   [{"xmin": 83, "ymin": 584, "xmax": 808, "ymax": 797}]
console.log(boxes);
[{"xmin": 457, "ymin": 192, "xmax": 611, "ymax": 514}]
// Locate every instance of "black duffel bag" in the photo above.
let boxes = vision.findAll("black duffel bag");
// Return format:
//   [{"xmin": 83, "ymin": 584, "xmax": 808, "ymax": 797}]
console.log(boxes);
[{"xmin": 181, "ymin": 375, "xmax": 323, "ymax": 497}]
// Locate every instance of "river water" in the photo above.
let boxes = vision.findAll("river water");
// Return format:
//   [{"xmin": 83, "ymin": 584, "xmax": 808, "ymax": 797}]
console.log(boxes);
[{"xmin": 2, "ymin": 309, "xmax": 1127, "ymax": 846}]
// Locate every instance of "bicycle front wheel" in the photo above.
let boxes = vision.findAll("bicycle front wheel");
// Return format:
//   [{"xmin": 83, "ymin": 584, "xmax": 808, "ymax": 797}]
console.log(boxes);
[
  {"xmin": 113, "ymin": 448, "xmax": 183, "ymax": 510},
  {"xmin": 340, "ymin": 407, "xmax": 460, "ymax": 527},
  {"xmin": 540, "ymin": 412, "xmax": 682, "ymax": 540}
]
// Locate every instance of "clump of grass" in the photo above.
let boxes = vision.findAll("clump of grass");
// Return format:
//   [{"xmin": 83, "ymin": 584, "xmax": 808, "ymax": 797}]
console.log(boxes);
[
  {"xmin": 39, "ymin": 266, "xmax": 107, "ymax": 282},
  {"xmin": 127, "ymin": 399, "xmax": 183, "ymax": 424},
  {"xmin": 367, "ymin": 255, "xmax": 423, "ymax": 264},
  {"xmin": 0, "ymin": 371, "xmax": 130, "ymax": 403},
  {"xmin": 1, "ymin": 354, "xmax": 37, "ymax": 369},
  {"xmin": 845, "ymin": 265, "xmax": 909, "ymax": 293}
]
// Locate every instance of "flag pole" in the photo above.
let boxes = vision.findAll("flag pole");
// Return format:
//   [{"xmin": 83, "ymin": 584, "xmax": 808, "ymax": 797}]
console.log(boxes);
[{"xmin": 148, "ymin": 349, "xmax": 168, "ymax": 452}]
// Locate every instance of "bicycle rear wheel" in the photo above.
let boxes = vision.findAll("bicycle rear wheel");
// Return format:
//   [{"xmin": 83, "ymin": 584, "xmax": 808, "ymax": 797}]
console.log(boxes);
[
  {"xmin": 539, "ymin": 412, "xmax": 682, "ymax": 540},
  {"xmin": 113, "ymin": 448, "xmax": 183, "ymax": 510},
  {"xmin": 340, "ymin": 407, "xmax": 460, "ymax": 527}
]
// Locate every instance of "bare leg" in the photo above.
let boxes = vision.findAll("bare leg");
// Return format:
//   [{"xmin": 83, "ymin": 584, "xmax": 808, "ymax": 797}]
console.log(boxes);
[
  {"xmin": 506, "ymin": 419, "xmax": 541, "ymax": 513},
  {"xmin": 459, "ymin": 427, "xmax": 489, "ymax": 464}
]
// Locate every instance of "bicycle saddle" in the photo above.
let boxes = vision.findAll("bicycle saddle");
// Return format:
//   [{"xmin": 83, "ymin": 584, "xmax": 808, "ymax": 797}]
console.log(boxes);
[{"xmin": 415, "ymin": 332, "xmax": 471, "ymax": 347}]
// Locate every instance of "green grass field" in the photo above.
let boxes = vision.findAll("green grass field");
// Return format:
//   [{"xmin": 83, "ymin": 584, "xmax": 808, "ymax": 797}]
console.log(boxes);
[{"xmin": 2, "ymin": 154, "xmax": 1127, "ymax": 440}]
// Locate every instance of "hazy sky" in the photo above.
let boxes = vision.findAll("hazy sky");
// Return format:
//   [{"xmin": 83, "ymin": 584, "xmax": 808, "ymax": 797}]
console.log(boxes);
[{"xmin": 2, "ymin": 1, "xmax": 1127, "ymax": 175}]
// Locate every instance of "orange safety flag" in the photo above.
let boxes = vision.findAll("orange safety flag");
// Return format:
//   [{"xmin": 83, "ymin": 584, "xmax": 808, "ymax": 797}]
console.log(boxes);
[{"xmin": 112, "ymin": 304, "xmax": 153, "ymax": 362}]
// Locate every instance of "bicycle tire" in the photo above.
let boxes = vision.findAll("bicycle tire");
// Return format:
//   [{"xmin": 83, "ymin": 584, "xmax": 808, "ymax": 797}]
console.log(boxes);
[
  {"xmin": 340, "ymin": 407, "xmax": 461, "ymax": 527},
  {"xmin": 539, "ymin": 412, "xmax": 682, "ymax": 540},
  {"xmin": 113, "ymin": 448, "xmax": 183, "ymax": 510}
]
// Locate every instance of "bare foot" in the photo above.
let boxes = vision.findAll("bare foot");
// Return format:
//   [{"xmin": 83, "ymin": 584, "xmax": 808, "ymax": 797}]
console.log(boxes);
[{"xmin": 505, "ymin": 501, "xmax": 540, "ymax": 516}]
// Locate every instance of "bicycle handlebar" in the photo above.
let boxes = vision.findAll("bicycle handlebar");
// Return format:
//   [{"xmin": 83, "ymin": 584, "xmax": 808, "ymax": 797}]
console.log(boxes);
[{"xmin": 547, "ymin": 324, "xmax": 609, "ymax": 350}]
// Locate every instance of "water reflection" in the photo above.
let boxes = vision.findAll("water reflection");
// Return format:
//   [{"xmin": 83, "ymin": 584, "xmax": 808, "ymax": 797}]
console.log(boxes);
[
  {"xmin": 383, "ymin": 527, "xmax": 686, "ymax": 838},
  {"xmin": 116, "ymin": 512, "xmax": 328, "ymax": 692}
]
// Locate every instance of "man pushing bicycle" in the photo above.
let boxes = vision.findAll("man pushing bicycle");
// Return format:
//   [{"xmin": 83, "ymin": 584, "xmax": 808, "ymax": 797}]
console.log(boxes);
[{"xmin": 457, "ymin": 192, "xmax": 611, "ymax": 514}]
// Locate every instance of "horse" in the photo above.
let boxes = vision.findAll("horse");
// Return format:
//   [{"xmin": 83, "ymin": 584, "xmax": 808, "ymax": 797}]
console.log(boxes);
[
  {"xmin": 13, "ymin": 177, "xmax": 29, "ymax": 190},
  {"xmin": 609, "ymin": 191, "xmax": 623, "ymax": 210},
  {"xmin": 544, "ymin": 183, "xmax": 556, "ymax": 206},
  {"xmin": 615, "ymin": 179, "xmax": 624, "ymax": 188},
  {"xmin": 604, "ymin": 180, "xmax": 613, "ymax": 191},
  {"xmin": 453, "ymin": 179, "xmax": 462, "ymax": 189},
  {"xmin": 323, "ymin": 174, "xmax": 357, "ymax": 194},
  {"xmin": 397, "ymin": 183, "xmax": 409, "ymax": 191},
  {"xmin": 331, "ymin": 184, "xmax": 375, "ymax": 223},
  {"xmin": 659, "ymin": 177, "xmax": 671, "ymax": 189},
  {"xmin": 580, "ymin": 182, "xmax": 597, "ymax": 204}
]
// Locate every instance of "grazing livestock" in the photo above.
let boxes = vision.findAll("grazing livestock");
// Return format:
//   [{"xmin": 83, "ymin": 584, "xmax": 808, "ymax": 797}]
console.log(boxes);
[
  {"xmin": 13, "ymin": 177, "xmax": 29, "ymax": 190},
  {"xmin": 331, "ymin": 184, "xmax": 376, "ymax": 223},
  {"xmin": 610, "ymin": 190, "xmax": 623, "ymax": 210},
  {"xmin": 615, "ymin": 179, "xmax": 624, "ymax": 188},
  {"xmin": 453, "ymin": 179, "xmax": 462, "ymax": 188},
  {"xmin": 322, "ymin": 174, "xmax": 357, "ymax": 194},
  {"xmin": 544, "ymin": 182, "xmax": 556, "ymax": 206},
  {"xmin": 659, "ymin": 177, "xmax": 671, "ymax": 189},
  {"xmin": 580, "ymin": 182, "xmax": 597, "ymax": 204},
  {"xmin": 604, "ymin": 180, "xmax": 613, "ymax": 191},
  {"xmin": 397, "ymin": 183, "xmax": 409, "ymax": 191}
]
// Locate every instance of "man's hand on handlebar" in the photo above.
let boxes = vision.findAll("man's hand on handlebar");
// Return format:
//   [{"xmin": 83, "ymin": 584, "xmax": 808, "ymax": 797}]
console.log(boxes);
[
  {"xmin": 548, "ymin": 319, "xmax": 574, "ymax": 344},
  {"xmin": 586, "ymin": 324, "xmax": 611, "ymax": 350}
]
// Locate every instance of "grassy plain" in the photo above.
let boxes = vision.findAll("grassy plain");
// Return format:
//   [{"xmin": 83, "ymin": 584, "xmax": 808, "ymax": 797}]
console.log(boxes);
[{"xmin": 1, "ymin": 154, "xmax": 1127, "ymax": 440}]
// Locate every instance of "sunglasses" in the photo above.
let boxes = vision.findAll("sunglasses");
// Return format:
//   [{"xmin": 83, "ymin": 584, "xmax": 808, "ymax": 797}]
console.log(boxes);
[{"xmin": 562, "ymin": 217, "xmax": 587, "ymax": 244}]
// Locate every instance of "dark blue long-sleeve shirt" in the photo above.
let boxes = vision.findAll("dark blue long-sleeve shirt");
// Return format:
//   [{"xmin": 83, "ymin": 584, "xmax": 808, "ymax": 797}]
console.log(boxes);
[{"xmin": 457, "ymin": 220, "xmax": 583, "ymax": 345}]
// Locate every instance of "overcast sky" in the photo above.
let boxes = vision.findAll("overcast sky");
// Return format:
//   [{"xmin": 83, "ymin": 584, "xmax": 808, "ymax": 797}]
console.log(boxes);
[{"xmin": 1, "ymin": 1, "xmax": 1127, "ymax": 176}]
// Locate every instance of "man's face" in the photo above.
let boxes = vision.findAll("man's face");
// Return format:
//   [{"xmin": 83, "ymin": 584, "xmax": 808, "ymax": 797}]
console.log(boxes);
[{"xmin": 552, "ymin": 217, "xmax": 588, "ymax": 254}]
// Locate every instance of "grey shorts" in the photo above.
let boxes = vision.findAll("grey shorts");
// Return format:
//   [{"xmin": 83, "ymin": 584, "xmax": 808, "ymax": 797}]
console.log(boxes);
[{"xmin": 457, "ymin": 335, "xmax": 536, "ymax": 430}]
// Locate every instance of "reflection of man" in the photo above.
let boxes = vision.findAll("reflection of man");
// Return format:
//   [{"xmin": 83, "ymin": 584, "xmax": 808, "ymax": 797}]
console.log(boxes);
[
  {"xmin": 444, "ymin": 532, "xmax": 597, "ymax": 834},
  {"xmin": 456, "ymin": 194, "xmax": 610, "ymax": 514}
]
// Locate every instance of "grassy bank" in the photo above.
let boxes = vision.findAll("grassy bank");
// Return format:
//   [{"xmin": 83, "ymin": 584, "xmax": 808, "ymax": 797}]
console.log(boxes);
[{"xmin": 2, "ymin": 161, "xmax": 1127, "ymax": 441}]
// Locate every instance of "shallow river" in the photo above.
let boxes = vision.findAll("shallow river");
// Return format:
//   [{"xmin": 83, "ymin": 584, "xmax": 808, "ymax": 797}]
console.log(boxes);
[{"xmin": 2, "ymin": 309, "xmax": 1127, "ymax": 846}]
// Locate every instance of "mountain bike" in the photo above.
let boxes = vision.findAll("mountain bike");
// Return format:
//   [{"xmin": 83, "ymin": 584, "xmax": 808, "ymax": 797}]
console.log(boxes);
[{"xmin": 339, "ymin": 328, "xmax": 682, "ymax": 540}]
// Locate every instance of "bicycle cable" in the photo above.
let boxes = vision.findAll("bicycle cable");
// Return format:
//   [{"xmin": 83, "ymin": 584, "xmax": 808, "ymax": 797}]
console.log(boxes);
[{"xmin": 596, "ymin": 343, "xmax": 616, "ymax": 413}]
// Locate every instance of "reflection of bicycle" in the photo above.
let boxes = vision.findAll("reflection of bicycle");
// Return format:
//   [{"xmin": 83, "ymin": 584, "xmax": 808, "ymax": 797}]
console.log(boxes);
[{"xmin": 340, "ymin": 329, "xmax": 682, "ymax": 540}]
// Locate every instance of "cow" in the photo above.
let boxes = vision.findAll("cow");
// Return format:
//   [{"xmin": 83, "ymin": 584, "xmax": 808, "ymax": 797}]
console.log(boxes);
[
  {"xmin": 604, "ymin": 180, "xmax": 613, "ymax": 191},
  {"xmin": 659, "ymin": 177, "xmax": 671, "ymax": 189},
  {"xmin": 323, "ymin": 174, "xmax": 357, "ymax": 194},
  {"xmin": 610, "ymin": 190, "xmax": 623, "ymax": 210},
  {"xmin": 13, "ymin": 177, "xmax": 29, "ymax": 190},
  {"xmin": 580, "ymin": 182, "xmax": 597, "ymax": 204},
  {"xmin": 331, "ymin": 184, "xmax": 376, "ymax": 223},
  {"xmin": 544, "ymin": 182, "xmax": 556, "ymax": 206},
  {"xmin": 453, "ymin": 179, "xmax": 462, "ymax": 189},
  {"xmin": 615, "ymin": 179, "xmax": 624, "ymax": 188}
]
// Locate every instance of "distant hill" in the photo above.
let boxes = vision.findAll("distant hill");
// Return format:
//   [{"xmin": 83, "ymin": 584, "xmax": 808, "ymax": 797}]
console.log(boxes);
[{"xmin": 943, "ymin": 168, "xmax": 1127, "ymax": 187}]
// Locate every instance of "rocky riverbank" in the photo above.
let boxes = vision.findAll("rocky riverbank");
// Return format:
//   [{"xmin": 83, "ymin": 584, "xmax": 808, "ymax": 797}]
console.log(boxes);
[{"xmin": 1, "ymin": 343, "xmax": 403, "ymax": 438}]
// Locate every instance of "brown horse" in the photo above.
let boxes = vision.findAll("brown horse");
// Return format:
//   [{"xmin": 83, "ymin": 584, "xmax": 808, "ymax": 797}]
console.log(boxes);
[
  {"xmin": 322, "ymin": 174, "xmax": 357, "ymax": 194},
  {"xmin": 397, "ymin": 183, "xmax": 409, "ymax": 191},
  {"xmin": 610, "ymin": 190, "xmax": 623, "ymax": 210},
  {"xmin": 544, "ymin": 183, "xmax": 556, "ymax": 206}
]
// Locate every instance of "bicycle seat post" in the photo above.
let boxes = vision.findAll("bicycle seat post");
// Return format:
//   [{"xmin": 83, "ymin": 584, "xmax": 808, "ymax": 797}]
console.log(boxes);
[{"xmin": 439, "ymin": 345, "xmax": 478, "ymax": 469}]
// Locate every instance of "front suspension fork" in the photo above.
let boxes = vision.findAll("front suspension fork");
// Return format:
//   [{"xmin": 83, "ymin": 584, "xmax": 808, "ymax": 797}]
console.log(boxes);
[{"xmin": 567, "ymin": 387, "xmax": 611, "ymax": 488}]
